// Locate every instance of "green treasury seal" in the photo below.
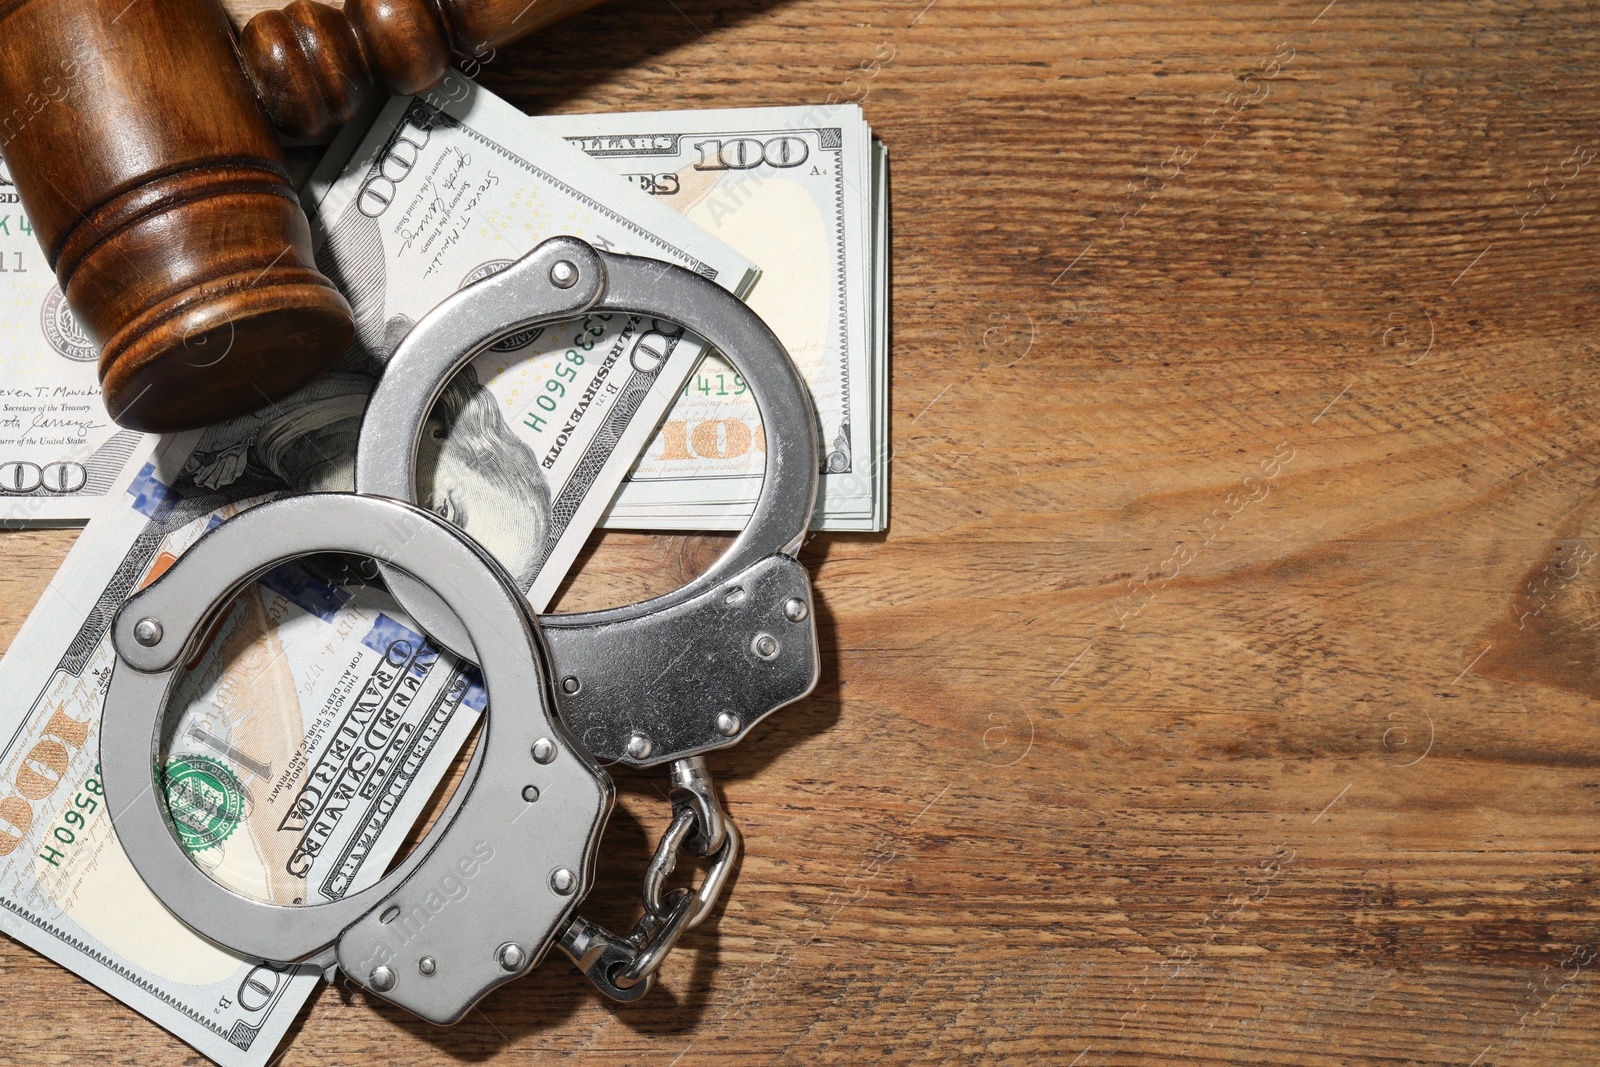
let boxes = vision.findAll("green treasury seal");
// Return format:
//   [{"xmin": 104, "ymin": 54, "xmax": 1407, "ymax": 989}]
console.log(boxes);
[{"xmin": 162, "ymin": 754, "xmax": 245, "ymax": 853}]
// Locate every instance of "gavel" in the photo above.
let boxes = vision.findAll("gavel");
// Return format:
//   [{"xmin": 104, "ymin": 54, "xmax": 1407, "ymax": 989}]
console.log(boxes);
[{"xmin": 0, "ymin": 0, "xmax": 605, "ymax": 431}]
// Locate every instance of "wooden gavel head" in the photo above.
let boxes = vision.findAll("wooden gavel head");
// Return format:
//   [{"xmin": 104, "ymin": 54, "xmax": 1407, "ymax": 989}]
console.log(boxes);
[{"xmin": 0, "ymin": 0, "xmax": 602, "ymax": 431}]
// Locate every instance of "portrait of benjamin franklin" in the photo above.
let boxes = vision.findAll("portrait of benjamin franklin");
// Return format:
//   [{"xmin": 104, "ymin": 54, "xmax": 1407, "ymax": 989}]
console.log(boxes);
[{"xmin": 173, "ymin": 360, "xmax": 551, "ymax": 591}]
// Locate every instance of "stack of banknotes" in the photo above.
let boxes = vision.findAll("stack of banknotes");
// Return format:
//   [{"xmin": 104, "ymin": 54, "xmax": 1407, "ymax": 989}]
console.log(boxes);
[
  {"xmin": 0, "ymin": 75, "xmax": 885, "ymax": 1066},
  {"xmin": 0, "ymin": 86, "xmax": 888, "ymax": 533}
]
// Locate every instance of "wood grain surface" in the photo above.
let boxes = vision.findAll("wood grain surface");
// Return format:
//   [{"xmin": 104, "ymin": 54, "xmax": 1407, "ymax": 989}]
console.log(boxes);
[{"xmin": 6, "ymin": 0, "xmax": 1600, "ymax": 1063}]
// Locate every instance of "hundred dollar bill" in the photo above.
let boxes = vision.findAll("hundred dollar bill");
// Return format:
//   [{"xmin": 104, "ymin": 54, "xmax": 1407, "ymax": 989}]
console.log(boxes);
[
  {"xmin": 0, "ymin": 448, "xmax": 488, "ymax": 1066},
  {"xmin": 0, "ymin": 162, "xmax": 151, "ymax": 525},
  {"xmin": 0, "ymin": 76, "xmax": 754, "ymax": 1067},
  {"xmin": 304, "ymin": 76, "xmax": 757, "ymax": 602},
  {"xmin": 537, "ymin": 105, "xmax": 885, "ymax": 532}
]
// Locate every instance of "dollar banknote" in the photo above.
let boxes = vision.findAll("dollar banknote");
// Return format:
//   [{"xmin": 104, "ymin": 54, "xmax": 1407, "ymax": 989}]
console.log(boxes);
[
  {"xmin": 537, "ymin": 105, "xmax": 887, "ymax": 532},
  {"xmin": 0, "ymin": 74, "xmax": 753, "ymax": 1067},
  {"xmin": 303, "ymin": 77, "xmax": 757, "ymax": 604},
  {"xmin": 0, "ymin": 162, "xmax": 151, "ymax": 525}
]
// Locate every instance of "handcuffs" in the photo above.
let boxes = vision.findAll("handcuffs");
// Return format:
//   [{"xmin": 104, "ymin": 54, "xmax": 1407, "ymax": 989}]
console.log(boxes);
[{"xmin": 100, "ymin": 236, "xmax": 822, "ymax": 1024}]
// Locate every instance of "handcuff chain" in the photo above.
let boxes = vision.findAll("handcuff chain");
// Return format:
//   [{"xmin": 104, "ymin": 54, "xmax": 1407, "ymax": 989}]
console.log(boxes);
[
  {"xmin": 559, "ymin": 758, "xmax": 742, "ymax": 999},
  {"xmin": 644, "ymin": 756, "xmax": 739, "ymax": 928}
]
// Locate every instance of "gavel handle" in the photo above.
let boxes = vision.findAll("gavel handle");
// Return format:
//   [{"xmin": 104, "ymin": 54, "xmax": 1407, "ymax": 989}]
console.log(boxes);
[{"xmin": 241, "ymin": 0, "xmax": 610, "ymax": 140}]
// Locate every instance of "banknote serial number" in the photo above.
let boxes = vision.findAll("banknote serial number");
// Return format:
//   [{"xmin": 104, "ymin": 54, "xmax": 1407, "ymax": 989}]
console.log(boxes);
[
  {"xmin": 520, "ymin": 313, "xmax": 612, "ymax": 434},
  {"xmin": 37, "ymin": 764, "xmax": 101, "ymax": 868},
  {"xmin": 684, "ymin": 371, "xmax": 748, "ymax": 399}
]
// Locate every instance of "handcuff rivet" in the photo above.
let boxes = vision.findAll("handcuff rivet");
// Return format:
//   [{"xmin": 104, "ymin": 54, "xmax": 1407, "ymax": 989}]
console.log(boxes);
[
  {"xmin": 752, "ymin": 633, "xmax": 779, "ymax": 660},
  {"xmin": 716, "ymin": 712, "xmax": 741, "ymax": 737},
  {"xmin": 522, "ymin": 784, "xmax": 540, "ymax": 803},
  {"xmin": 783, "ymin": 597, "xmax": 809, "ymax": 622},
  {"xmin": 550, "ymin": 261, "xmax": 579, "ymax": 288},
  {"xmin": 561, "ymin": 675, "xmax": 581, "ymax": 694},
  {"xmin": 418, "ymin": 957, "xmax": 436, "ymax": 976},
  {"xmin": 626, "ymin": 732, "xmax": 654, "ymax": 760},
  {"xmin": 133, "ymin": 618, "xmax": 163, "ymax": 646},
  {"xmin": 531, "ymin": 738, "xmax": 557, "ymax": 764},
  {"xmin": 497, "ymin": 943, "xmax": 527, "ymax": 971},
  {"xmin": 550, "ymin": 868, "xmax": 577, "ymax": 895},
  {"xmin": 369, "ymin": 965, "xmax": 396, "ymax": 992}
]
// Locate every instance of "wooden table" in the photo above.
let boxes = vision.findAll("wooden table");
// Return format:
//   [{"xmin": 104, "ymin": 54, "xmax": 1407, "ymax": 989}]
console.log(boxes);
[{"xmin": 7, "ymin": 0, "xmax": 1600, "ymax": 1063}]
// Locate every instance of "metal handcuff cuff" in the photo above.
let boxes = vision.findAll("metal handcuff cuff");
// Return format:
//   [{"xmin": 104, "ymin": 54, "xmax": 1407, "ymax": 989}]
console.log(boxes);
[{"xmin": 100, "ymin": 236, "xmax": 821, "ymax": 1024}]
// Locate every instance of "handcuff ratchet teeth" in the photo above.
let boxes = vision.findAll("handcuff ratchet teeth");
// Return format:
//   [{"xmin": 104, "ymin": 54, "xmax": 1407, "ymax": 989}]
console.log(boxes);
[{"xmin": 99, "ymin": 237, "xmax": 825, "ymax": 1022}]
